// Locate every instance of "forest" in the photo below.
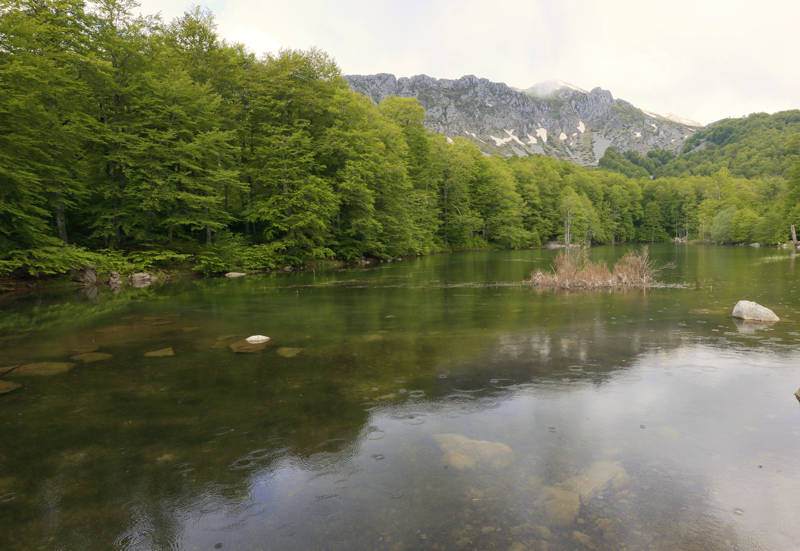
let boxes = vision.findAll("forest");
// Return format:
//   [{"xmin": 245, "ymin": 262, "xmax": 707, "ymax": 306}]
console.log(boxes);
[{"xmin": 2, "ymin": 0, "xmax": 800, "ymax": 280}]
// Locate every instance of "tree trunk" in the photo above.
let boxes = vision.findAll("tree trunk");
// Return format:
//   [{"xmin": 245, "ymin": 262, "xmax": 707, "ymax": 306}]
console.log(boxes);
[
  {"xmin": 54, "ymin": 191, "xmax": 68, "ymax": 244},
  {"xmin": 791, "ymin": 224, "xmax": 797, "ymax": 247},
  {"xmin": 206, "ymin": 224, "xmax": 212, "ymax": 245}
]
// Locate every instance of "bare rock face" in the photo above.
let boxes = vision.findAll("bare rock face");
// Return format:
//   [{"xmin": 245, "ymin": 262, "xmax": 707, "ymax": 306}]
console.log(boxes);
[
  {"xmin": 345, "ymin": 73, "xmax": 699, "ymax": 166},
  {"xmin": 731, "ymin": 300, "xmax": 779, "ymax": 322}
]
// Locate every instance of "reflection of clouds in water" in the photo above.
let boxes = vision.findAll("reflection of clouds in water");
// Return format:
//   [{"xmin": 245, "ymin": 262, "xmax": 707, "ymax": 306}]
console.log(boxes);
[{"xmin": 177, "ymin": 343, "xmax": 800, "ymax": 550}]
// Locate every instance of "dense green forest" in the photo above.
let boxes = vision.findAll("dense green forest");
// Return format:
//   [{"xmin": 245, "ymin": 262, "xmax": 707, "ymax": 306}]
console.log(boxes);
[{"xmin": 2, "ymin": 1, "xmax": 800, "ymax": 280}]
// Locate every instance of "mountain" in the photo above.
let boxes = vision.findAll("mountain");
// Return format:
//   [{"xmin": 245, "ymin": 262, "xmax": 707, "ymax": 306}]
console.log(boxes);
[{"xmin": 345, "ymin": 73, "xmax": 701, "ymax": 166}]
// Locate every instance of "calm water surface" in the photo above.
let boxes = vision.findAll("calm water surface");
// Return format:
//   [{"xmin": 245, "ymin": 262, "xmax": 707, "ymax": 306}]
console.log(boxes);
[{"xmin": 1, "ymin": 245, "xmax": 800, "ymax": 550}]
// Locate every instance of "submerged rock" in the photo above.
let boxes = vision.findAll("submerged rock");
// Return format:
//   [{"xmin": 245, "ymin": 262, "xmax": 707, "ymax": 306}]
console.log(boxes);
[
  {"xmin": 564, "ymin": 460, "xmax": 630, "ymax": 500},
  {"xmin": 71, "ymin": 352, "xmax": 113, "ymax": 363},
  {"xmin": 71, "ymin": 344, "xmax": 99, "ymax": 354},
  {"xmin": 276, "ymin": 347, "xmax": 303, "ymax": 358},
  {"xmin": 229, "ymin": 339, "xmax": 269, "ymax": 353},
  {"xmin": 245, "ymin": 335, "xmax": 270, "ymax": 344},
  {"xmin": 433, "ymin": 433, "xmax": 514, "ymax": 471},
  {"xmin": 537, "ymin": 461, "xmax": 630, "ymax": 527},
  {"xmin": 224, "ymin": 272, "xmax": 246, "ymax": 278},
  {"xmin": 731, "ymin": 300, "xmax": 779, "ymax": 322},
  {"xmin": 539, "ymin": 485, "xmax": 581, "ymax": 527},
  {"xmin": 144, "ymin": 347, "xmax": 174, "ymax": 357},
  {"xmin": 0, "ymin": 365, "xmax": 19, "ymax": 377},
  {"xmin": 12, "ymin": 362, "xmax": 76, "ymax": 376},
  {"xmin": 0, "ymin": 380, "xmax": 22, "ymax": 395},
  {"xmin": 212, "ymin": 335, "xmax": 238, "ymax": 349}
]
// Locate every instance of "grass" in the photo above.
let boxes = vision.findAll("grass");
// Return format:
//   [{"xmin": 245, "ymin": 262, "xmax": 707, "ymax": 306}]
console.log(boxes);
[{"xmin": 526, "ymin": 247, "xmax": 656, "ymax": 289}]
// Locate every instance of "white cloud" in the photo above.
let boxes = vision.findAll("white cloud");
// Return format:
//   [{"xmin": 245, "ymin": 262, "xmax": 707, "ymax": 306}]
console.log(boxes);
[{"xmin": 135, "ymin": 0, "xmax": 800, "ymax": 125}]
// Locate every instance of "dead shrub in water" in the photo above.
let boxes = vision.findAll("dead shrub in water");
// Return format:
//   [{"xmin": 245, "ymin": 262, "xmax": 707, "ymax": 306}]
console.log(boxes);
[
  {"xmin": 527, "ymin": 247, "xmax": 655, "ymax": 289},
  {"xmin": 612, "ymin": 248, "xmax": 654, "ymax": 286}
]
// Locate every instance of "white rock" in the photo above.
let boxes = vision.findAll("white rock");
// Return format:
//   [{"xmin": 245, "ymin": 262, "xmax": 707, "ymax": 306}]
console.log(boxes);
[
  {"xmin": 731, "ymin": 300, "xmax": 779, "ymax": 322},
  {"xmin": 225, "ymin": 272, "xmax": 246, "ymax": 278},
  {"xmin": 245, "ymin": 335, "xmax": 270, "ymax": 344}
]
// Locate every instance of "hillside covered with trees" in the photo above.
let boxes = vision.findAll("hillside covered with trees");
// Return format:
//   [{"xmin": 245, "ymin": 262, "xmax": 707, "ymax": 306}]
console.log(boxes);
[{"xmin": 2, "ymin": 0, "xmax": 800, "ymax": 280}]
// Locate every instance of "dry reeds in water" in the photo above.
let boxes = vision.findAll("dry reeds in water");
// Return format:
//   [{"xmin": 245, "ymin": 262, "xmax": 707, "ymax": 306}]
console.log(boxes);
[{"xmin": 527, "ymin": 247, "xmax": 655, "ymax": 289}]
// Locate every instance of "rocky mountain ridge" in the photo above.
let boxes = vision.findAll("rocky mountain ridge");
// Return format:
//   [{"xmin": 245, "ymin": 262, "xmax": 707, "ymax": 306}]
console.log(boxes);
[{"xmin": 345, "ymin": 73, "xmax": 701, "ymax": 166}]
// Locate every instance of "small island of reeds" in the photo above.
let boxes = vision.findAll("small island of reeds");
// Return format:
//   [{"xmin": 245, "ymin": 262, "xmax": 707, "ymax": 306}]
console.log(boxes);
[{"xmin": 526, "ymin": 247, "xmax": 656, "ymax": 289}]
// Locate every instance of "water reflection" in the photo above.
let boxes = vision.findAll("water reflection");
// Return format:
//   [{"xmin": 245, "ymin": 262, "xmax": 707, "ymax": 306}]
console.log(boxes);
[{"xmin": 1, "ymin": 245, "xmax": 800, "ymax": 550}]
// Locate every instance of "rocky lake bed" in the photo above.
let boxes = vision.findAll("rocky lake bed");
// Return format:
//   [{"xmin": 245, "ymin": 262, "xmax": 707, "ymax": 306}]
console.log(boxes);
[{"xmin": 1, "ymin": 245, "xmax": 800, "ymax": 550}]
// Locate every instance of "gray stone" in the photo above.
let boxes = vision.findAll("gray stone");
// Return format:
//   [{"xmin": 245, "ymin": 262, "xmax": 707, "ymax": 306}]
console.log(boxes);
[
  {"xmin": 129, "ymin": 272, "xmax": 151, "ymax": 288},
  {"xmin": 245, "ymin": 335, "xmax": 270, "ymax": 344},
  {"xmin": 795, "ymin": 388, "xmax": 800, "ymax": 403},
  {"xmin": 731, "ymin": 300, "xmax": 779, "ymax": 322},
  {"xmin": 107, "ymin": 271, "xmax": 121, "ymax": 292},
  {"xmin": 70, "ymin": 266, "xmax": 97, "ymax": 285},
  {"xmin": 345, "ymin": 74, "xmax": 699, "ymax": 166},
  {"xmin": 224, "ymin": 272, "xmax": 246, "ymax": 278}
]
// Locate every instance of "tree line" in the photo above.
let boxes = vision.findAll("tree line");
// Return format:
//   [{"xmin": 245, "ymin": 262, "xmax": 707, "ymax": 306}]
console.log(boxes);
[{"xmin": 2, "ymin": 0, "xmax": 799, "ymax": 278}]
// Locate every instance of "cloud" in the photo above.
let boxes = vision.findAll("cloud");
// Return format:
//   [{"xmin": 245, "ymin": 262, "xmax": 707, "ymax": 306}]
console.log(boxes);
[{"xmin": 135, "ymin": 0, "xmax": 800, "ymax": 125}]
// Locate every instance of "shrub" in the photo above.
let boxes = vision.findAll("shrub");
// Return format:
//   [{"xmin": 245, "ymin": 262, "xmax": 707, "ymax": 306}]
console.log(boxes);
[{"xmin": 527, "ymin": 247, "xmax": 655, "ymax": 289}]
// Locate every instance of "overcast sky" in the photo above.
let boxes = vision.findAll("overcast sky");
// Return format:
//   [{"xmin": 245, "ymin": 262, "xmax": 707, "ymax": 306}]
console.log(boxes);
[{"xmin": 136, "ymin": 0, "xmax": 799, "ymax": 125}]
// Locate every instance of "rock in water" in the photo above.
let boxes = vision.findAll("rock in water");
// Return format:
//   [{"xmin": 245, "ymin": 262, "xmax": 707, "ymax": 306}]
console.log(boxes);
[
  {"xmin": 144, "ymin": 347, "xmax": 174, "ymax": 357},
  {"xmin": 0, "ymin": 365, "xmax": 19, "ymax": 377},
  {"xmin": 12, "ymin": 362, "xmax": 76, "ymax": 376},
  {"xmin": 225, "ymin": 272, "xmax": 246, "ymax": 278},
  {"xmin": 433, "ymin": 433, "xmax": 514, "ymax": 471},
  {"xmin": 107, "ymin": 271, "xmax": 121, "ymax": 292},
  {"xmin": 229, "ymin": 339, "xmax": 268, "ymax": 353},
  {"xmin": 539, "ymin": 486, "xmax": 581, "ymax": 527},
  {"xmin": 129, "ymin": 272, "xmax": 152, "ymax": 288},
  {"xmin": 0, "ymin": 380, "xmax": 22, "ymax": 395},
  {"xmin": 731, "ymin": 300, "xmax": 779, "ymax": 322},
  {"xmin": 246, "ymin": 335, "xmax": 270, "ymax": 344},
  {"xmin": 276, "ymin": 347, "xmax": 303, "ymax": 358},
  {"xmin": 71, "ymin": 266, "xmax": 97, "ymax": 285},
  {"xmin": 71, "ymin": 352, "xmax": 113, "ymax": 363}
]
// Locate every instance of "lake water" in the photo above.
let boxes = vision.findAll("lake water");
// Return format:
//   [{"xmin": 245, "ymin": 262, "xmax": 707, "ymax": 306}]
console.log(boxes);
[{"xmin": 2, "ymin": 245, "xmax": 800, "ymax": 551}]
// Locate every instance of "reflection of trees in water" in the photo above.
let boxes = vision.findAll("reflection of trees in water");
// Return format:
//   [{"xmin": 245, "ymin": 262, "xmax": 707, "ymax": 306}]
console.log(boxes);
[{"xmin": 0, "ymin": 283, "xmax": 771, "ymax": 550}]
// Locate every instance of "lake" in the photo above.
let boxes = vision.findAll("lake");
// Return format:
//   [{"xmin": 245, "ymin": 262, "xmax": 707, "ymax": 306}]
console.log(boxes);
[{"xmin": 1, "ymin": 244, "xmax": 800, "ymax": 550}]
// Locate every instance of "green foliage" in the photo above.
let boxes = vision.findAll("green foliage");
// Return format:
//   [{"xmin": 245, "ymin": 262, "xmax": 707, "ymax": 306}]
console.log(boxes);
[
  {"xmin": 2, "ymin": 1, "xmax": 798, "ymax": 283},
  {"xmin": 711, "ymin": 207, "xmax": 737, "ymax": 244},
  {"xmin": 598, "ymin": 148, "xmax": 650, "ymax": 179}
]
